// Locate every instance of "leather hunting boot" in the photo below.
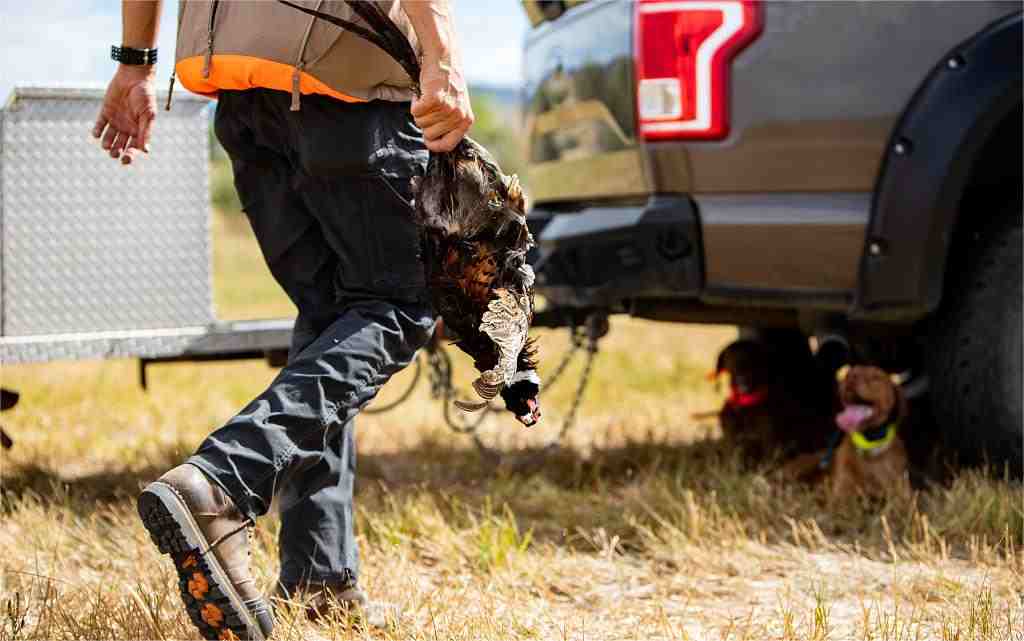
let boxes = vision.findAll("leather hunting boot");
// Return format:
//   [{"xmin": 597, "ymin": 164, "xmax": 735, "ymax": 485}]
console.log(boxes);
[
  {"xmin": 273, "ymin": 580, "xmax": 399, "ymax": 630},
  {"xmin": 138, "ymin": 464, "xmax": 274, "ymax": 641}
]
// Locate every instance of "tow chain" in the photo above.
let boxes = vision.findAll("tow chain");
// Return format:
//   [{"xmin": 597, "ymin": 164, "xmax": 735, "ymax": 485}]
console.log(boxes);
[
  {"xmin": 433, "ymin": 320, "xmax": 600, "ymax": 460},
  {"xmin": 365, "ymin": 314, "xmax": 604, "ymax": 462},
  {"xmin": 541, "ymin": 325, "xmax": 600, "ymax": 451}
]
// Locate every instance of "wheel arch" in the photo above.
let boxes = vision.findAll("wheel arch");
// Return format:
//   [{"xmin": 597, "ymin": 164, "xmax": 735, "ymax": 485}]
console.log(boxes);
[{"xmin": 853, "ymin": 10, "xmax": 1023, "ymax": 321}]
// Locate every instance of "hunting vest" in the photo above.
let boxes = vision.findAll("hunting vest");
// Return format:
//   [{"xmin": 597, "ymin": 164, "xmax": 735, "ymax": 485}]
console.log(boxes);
[{"xmin": 174, "ymin": 0, "xmax": 419, "ymax": 109}]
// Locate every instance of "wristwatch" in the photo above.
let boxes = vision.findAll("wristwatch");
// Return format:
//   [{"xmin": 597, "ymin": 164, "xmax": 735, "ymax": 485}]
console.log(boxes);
[{"xmin": 111, "ymin": 45, "xmax": 158, "ymax": 66}]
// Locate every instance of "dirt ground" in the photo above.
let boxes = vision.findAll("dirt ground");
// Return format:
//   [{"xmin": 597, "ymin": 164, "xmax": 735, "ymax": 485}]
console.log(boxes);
[{"xmin": 1, "ymin": 213, "xmax": 1021, "ymax": 640}]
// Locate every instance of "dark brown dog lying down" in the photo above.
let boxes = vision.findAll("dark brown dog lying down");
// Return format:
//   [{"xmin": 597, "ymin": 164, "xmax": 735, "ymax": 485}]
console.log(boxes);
[
  {"xmin": 784, "ymin": 365, "xmax": 911, "ymax": 501},
  {"xmin": 1, "ymin": 388, "xmax": 18, "ymax": 449},
  {"xmin": 708, "ymin": 340, "xmax": 833, "ymax": 462}
]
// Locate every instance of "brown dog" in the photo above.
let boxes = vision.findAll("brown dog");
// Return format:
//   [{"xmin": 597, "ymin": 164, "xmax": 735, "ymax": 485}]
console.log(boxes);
[
  {"xmin": 784, "ymin": 366, "xmax": 911, "ymax": 500},
  {"xmin": 830, "ymin": 365, "xmax": 911, "ymax": 499},
  {"xmin": 711, "ymin": 340, "xmax": 833, "ymax": 463}
]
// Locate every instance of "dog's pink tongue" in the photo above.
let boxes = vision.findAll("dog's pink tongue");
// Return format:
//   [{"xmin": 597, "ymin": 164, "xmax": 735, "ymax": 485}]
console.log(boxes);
[{"xmin": 836, "ymin": 404, "xmax": 874, "ymax": 433}]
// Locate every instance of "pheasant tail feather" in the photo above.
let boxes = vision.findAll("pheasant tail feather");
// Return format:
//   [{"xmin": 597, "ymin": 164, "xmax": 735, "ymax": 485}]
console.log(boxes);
[{"xmin": 277, "ymin": 0, "xmax": 421, "ymax": 88}]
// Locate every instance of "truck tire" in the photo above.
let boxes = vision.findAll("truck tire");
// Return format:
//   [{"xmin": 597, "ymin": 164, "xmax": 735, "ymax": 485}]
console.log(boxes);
[{"xmin": 927, "ymin": 214, "xmax": 1023, "ymax": 477}]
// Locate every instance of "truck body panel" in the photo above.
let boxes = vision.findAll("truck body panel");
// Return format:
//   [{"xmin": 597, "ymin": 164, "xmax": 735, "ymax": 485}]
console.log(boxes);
[
  {"xmin": 527, "ymin": 1, "xmax": 1014, "ymax": 199},
  {"xmin": 699, "ymin": 193, "xmax": 869, "ymax": 296},
  {"xmin": 524, "ymin": 1, "xmax": 643, "ymax": 202}
]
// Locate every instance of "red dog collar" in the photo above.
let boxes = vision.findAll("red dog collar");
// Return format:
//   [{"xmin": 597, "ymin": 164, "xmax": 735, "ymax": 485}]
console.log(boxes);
[{"xmin": 727, "ymin": 386, "xmax": 768, "ymax": 408}]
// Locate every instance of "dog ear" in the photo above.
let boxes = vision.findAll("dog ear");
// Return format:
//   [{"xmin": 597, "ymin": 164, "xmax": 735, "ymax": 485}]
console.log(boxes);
[
  {"xmin": 893, "ymin": 382, "xmax": 910, "ymax": 428},
  {"xmin": 714, "ymin": 348, "xmax": 727, "ymax": 378}
]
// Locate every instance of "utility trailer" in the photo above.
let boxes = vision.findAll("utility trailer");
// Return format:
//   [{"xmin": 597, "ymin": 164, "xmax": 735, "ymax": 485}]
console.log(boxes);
[{"xmin": 0, "ymin": 86, "xmax": 294, "ymax": 442}]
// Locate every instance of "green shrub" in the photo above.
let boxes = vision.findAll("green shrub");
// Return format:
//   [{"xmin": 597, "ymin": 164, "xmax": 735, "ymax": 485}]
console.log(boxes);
[{"xmin": 470, "ymin": 93, "xmax": 525, "ymax": 178}]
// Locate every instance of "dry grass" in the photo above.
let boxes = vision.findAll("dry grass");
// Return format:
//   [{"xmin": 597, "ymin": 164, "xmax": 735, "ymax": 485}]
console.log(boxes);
[{"xmin": 1, "ymin": 212, "xmax": 1022, "ymax": 640}]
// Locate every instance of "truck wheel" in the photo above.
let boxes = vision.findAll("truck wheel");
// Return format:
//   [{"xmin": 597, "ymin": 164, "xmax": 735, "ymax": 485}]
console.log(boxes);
[{"xmin": 927, "ymin": 214, "xmax": 1023, "ymax": 477}]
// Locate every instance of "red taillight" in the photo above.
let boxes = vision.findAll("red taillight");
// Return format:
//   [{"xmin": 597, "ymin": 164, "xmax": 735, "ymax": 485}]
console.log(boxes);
[{"xmin": 635, "ymin": 0, "xmax": 761, "ymax": 141}]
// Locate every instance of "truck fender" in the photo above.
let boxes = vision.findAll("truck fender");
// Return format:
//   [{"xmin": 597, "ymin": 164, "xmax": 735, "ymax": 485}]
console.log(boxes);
[{"xmin": 854, "ymin": 11, "xmax": 1022, "ymax": 320}]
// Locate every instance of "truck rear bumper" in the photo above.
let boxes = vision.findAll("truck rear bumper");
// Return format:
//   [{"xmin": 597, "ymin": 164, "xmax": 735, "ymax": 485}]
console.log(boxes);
[
  {"xmin": 529, "ymin": 193, "xmax": 871, "ymax": 316},
  {"xmin": 528, "ymin": 195, "xmax": 703, "ymax": 310}
]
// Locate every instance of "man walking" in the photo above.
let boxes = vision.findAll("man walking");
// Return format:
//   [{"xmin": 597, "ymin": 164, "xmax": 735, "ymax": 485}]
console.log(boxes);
[{"xmin": 93, "ymin": 2, "xmax": 473, "ymax": 638}]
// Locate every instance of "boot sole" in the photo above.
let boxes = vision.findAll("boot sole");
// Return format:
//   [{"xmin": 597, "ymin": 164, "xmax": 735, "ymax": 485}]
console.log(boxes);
[{"xmin": 138, "ymin": 482, "xmax": 266, "ymax": 641}]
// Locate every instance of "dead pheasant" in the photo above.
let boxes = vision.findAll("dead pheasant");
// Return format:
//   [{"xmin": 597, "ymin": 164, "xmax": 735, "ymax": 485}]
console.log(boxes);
[{"xmin": 279, "ymin": 0, "xmax": 542, "ymax": 426}]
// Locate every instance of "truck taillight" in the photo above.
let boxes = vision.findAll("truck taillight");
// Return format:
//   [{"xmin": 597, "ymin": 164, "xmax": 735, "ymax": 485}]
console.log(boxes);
[{"xmin": 636, "ymin": 0, "xmax": 761, "ymax": 141}]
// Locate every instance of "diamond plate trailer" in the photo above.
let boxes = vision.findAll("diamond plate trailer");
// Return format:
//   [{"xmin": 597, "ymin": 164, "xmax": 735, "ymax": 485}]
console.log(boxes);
[{"xmin": 0, "ymin": 86, "xmax": 293, "ymax": 377}]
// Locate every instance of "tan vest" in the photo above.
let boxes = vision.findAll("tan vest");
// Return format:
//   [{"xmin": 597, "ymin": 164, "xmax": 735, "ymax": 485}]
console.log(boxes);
[{"xmin": 174, "ymin": 0, "xmax": 419, "ymax": 109}]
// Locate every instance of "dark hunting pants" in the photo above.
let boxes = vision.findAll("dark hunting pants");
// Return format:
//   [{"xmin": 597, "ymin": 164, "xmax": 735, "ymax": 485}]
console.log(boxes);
[{"xmin": 188, "ymin": 89, "xmax": 434, "ymax": 588}]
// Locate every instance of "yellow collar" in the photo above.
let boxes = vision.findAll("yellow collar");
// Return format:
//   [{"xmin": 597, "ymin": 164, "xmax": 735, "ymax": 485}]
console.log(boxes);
[{"xmin": 850, "ymin": 422, "xmax": 898, "ymax": 456}]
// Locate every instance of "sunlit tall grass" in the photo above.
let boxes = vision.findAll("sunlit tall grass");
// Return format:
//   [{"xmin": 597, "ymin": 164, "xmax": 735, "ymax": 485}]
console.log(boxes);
[{"xmin": 1, "ymin": 199, "xmax": 1021, "ymax": 639}]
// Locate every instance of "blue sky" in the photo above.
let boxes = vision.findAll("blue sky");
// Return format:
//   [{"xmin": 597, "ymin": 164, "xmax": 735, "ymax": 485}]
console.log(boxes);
[{"xmin": 0, "ymin": 1, "xmax": 529, "ymax": 103}]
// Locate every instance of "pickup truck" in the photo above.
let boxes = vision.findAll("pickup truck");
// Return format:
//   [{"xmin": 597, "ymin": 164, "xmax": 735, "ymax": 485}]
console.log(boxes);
[{"xmin": 520, "ymin": 0, "xmax": 1022, "ymax": 473}]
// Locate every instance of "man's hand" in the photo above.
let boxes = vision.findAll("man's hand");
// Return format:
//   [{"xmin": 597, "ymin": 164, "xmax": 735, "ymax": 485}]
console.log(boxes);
[
  {"xmin": 401, "ymin": 0, "xmax": 473, "ymax": 153},
  {"xmin": 92, "ymin": 65, "xmax": 157, "ymax": 165},
  {"xmin": 411, "ymin": 57, "xmax": 474, "ymax": 153}
]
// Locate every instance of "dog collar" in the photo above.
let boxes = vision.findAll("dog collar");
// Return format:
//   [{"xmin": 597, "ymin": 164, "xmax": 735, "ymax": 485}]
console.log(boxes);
[
  {"xmin": 851, "ymin": 422, "xmax": 898, "ymax": 456},
  {"xmin": 727, "ymin": 386, "xmax": 768, "ymax": 408}
]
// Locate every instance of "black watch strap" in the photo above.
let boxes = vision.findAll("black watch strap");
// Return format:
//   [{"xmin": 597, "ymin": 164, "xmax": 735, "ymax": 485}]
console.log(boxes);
[{"xmin": 111, "ymin": 45, "xmax": 158, "ymax": 65}]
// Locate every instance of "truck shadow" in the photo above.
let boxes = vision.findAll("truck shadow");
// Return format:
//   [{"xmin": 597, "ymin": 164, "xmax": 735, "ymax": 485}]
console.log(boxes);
[
  {"xmin": 3, "ymin": 432, "xmax": 998, "ymax": 565},
  {"xmin": 0, "ymin": 435, "xmax": 735, "ymax": 515}
]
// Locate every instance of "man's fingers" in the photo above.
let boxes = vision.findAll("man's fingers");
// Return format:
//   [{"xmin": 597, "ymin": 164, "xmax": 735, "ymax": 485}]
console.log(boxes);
[
  {"xmin": 93, "ymin": 72, "xmax": 157, "ymax": 160},
  {"xmin": 134, "ymin": 111, "xmax": 154, "ymax": 154},
  {"xmin": 412, "ymin": 107, "xmax": 449, "ymax": 130},
  {"xmin": 410, "ymin": 94, "xmax": 443, "ymax": 118},
  {"xmin": 92, "ymin": 114, "xmax": 109, "ymax": 139},
  {"xmin": 428, "ymin": 123, "xmax": 469, "ymax": 153},
  {"xmin": 101, "ymin": 126, "xmax": 118, "ymax": 151},
  {"xmin": 109, "ymin": 131, "xmax": 128, "ymax": 159},
  {"xmin": 421, "ymin": 115, "xmax": 461, "ymax": 141},
  {"xmin": 422, "ymin": 104, "xmax": 473, "ymax": 151},
  {"xmin": 121, "ymin": 141, "xmax": 137, "ymax": 165}
]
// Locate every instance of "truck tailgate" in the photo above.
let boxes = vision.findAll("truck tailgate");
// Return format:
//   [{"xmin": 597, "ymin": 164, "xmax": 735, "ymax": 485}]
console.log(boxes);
[{"xmin": 524, "ymin": 1, "xmax": 647, "ymax": 203}]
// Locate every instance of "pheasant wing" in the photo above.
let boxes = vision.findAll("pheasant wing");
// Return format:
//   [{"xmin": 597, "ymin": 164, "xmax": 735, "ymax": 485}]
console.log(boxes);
[{"xmin": 476, "ymin": 288, "xmax": 530, "ymax": 390}]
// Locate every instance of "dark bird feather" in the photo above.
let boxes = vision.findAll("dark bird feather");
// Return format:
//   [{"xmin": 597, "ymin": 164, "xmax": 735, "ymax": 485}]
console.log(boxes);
[{"xmin": 278, "ymin": 0, "xmax": 542, "ymax": 426}]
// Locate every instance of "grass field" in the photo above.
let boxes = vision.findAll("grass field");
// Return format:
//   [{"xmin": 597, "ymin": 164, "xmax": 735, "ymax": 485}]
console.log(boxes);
[{"xmin": 1, "ymin": 211, "xmax": 1022, "ymax": 640}]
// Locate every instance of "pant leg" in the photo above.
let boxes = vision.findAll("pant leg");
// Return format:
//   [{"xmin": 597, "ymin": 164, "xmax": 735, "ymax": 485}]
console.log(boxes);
[
  {"xmin": 212, "ymin": 97, "xmax": 362, "ymax": 586},
  {"xmin": 213, "ymin": 92, "xmax": 344, "ymax": 359},
  {"xmin": 271, "ymin": 96, "xmax": 430, "ymax": 587},
  {"xmin": 237, "ymin": 159, "xmax": 344, "ymax": 360},
  {"xmin": 276, "ymin": 418, "xmax": 358, "ymax": 587},
  {"xmin": 188, "ymin": 298, "xmax": 432, "ymax": 517},
  {"xmin": 190, "ymin": 90, "xmax": 432, "ymax": 587}
]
